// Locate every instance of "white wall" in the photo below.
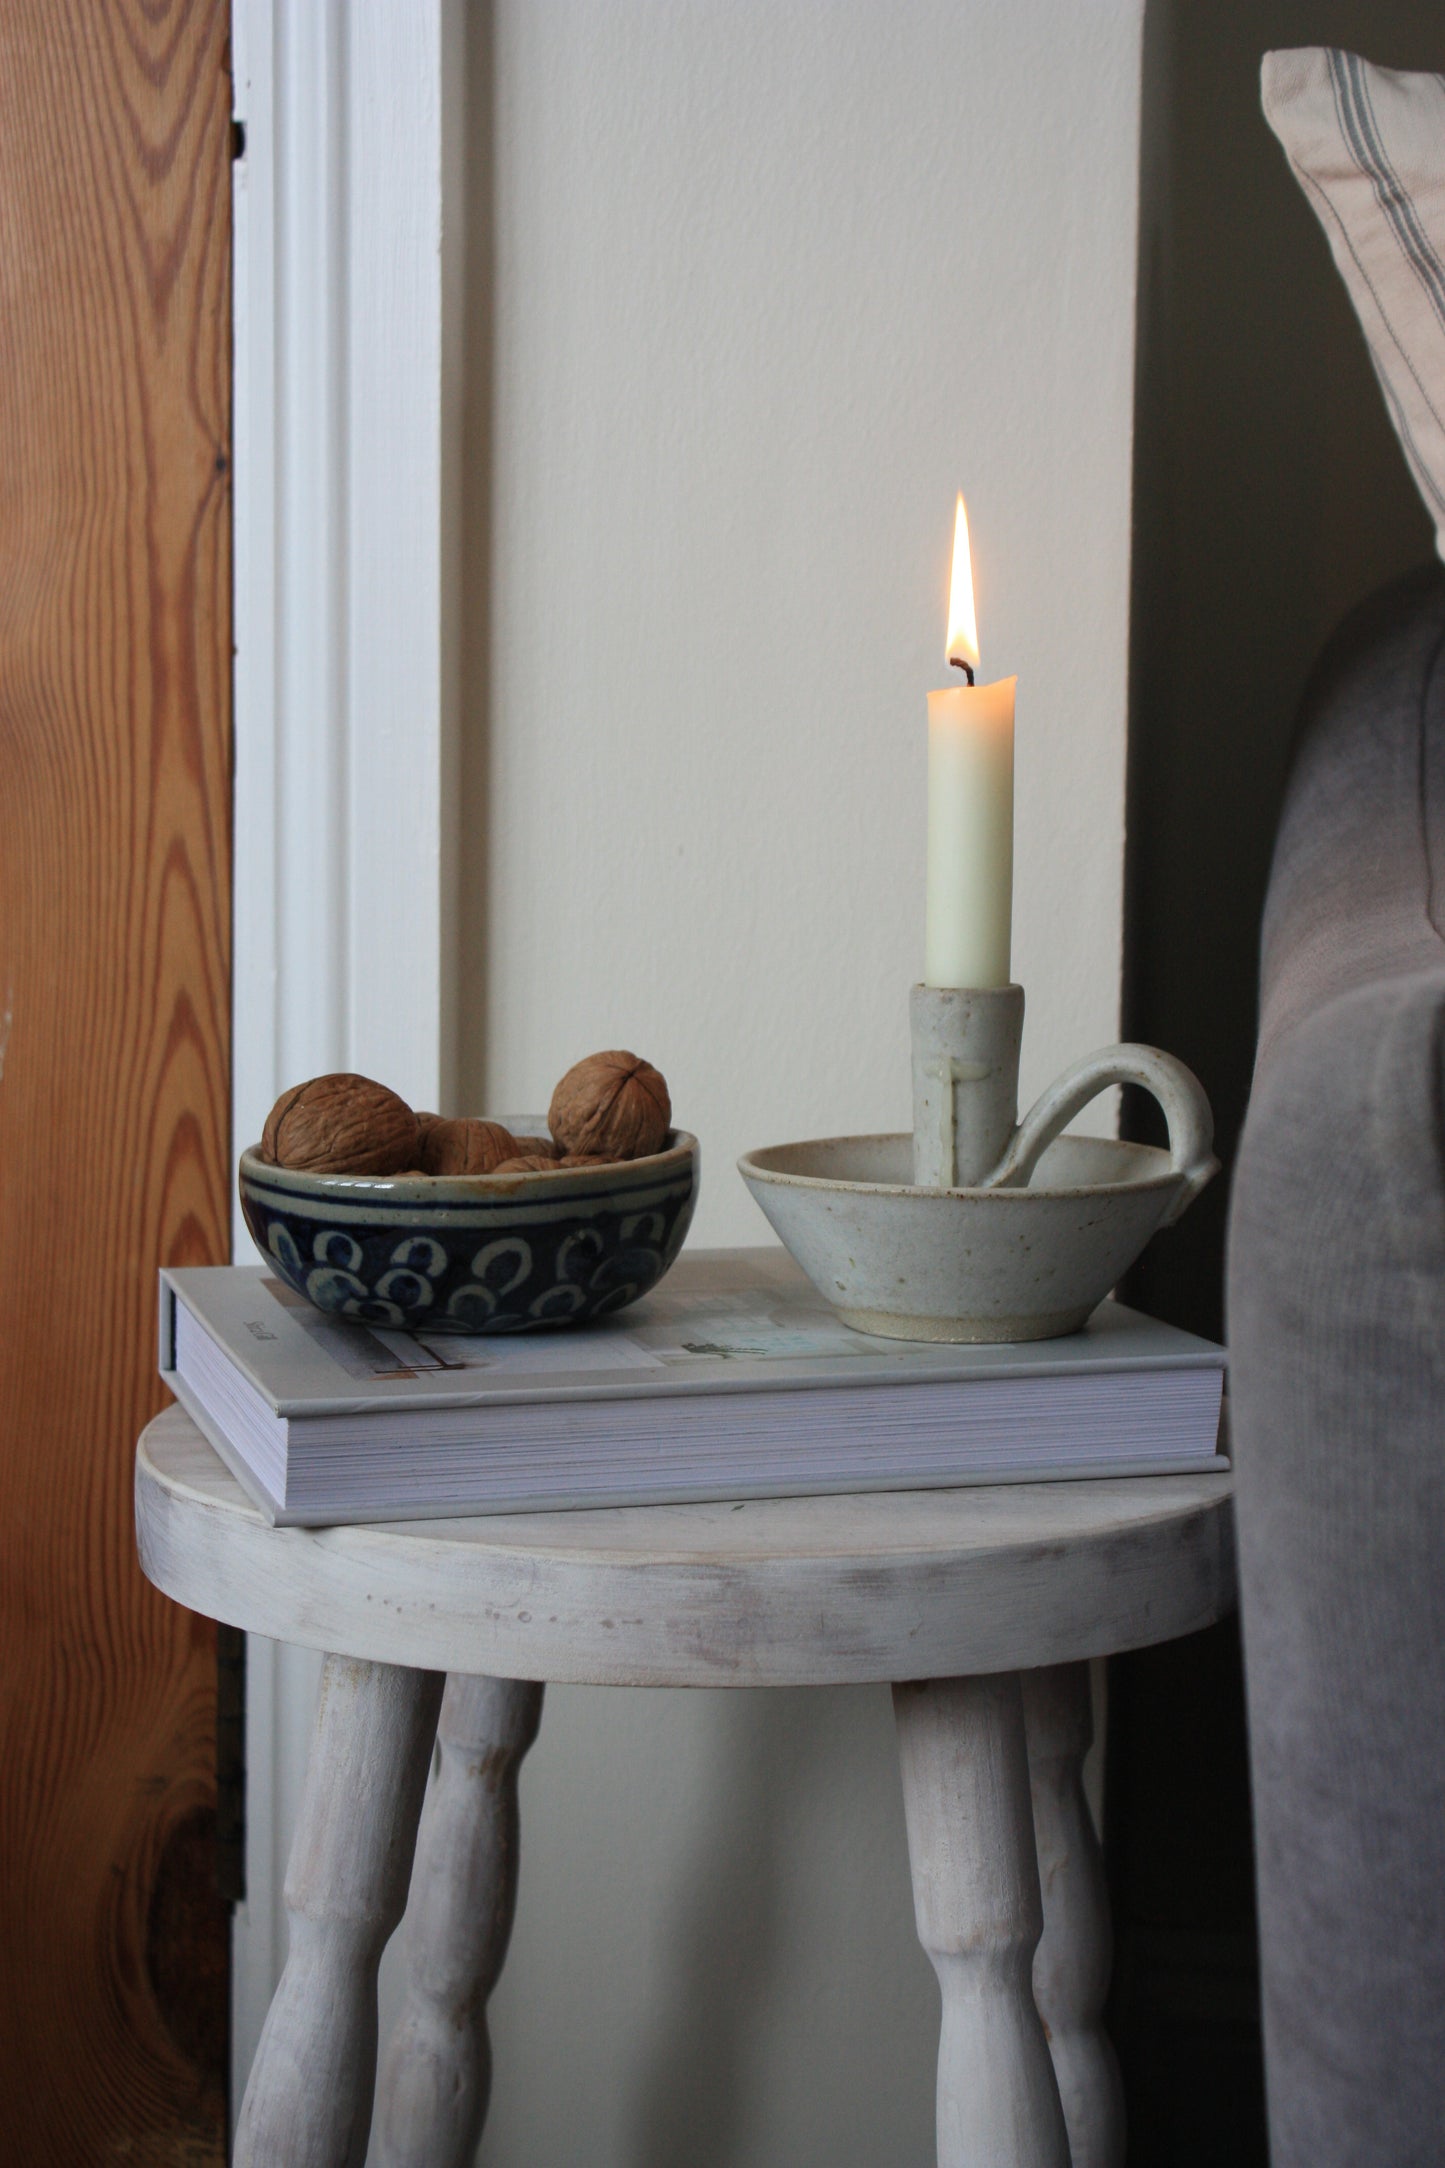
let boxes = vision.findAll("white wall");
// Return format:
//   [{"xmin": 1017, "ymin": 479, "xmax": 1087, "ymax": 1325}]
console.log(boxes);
[
  {"xmin": 462, "ymin": 0, "xmax": 1142, "ymax": 1217},
  {"xmin": 457, "ymin": 4, "xmax": 1144, "ymax": 2163}
]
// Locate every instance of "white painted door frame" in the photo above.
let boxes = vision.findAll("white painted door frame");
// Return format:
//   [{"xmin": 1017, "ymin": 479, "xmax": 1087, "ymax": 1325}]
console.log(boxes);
[{"xmin": 229, "ymin": 0, "xmax": 463, "ymax": 2113}]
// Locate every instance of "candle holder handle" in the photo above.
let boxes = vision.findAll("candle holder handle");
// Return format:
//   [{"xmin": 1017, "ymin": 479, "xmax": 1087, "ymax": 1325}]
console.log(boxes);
[{"xmin": 983, "ymin": 1044, "xmax": 1218, "ymax": 1223}]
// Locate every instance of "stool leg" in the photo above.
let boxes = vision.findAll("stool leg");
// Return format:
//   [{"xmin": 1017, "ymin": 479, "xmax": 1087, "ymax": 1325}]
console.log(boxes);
[
  {"xmin": 235, "ymin": 1654, "xmax": 445, "ymax": 2168},
  {"xmin": 374, "ymin": 1674, "xmax": 545, "ymax": 2168},
  {"xmin": 1023, "ymin": 1662, "xmax": 1125, "ymax": 2168},
  {"xmin": 894, "ymin": 1674, "xmax": 1070, "ymax": 2168}
]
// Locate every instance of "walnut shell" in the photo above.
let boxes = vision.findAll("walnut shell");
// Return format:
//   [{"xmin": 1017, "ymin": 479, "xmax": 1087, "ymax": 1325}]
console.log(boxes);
[
  {"xmin": 491, "ymin": 1152, "xmax": 564, "ymax": 1174},
  {"xmin": 419, "ymin": 1117, "xmax": 519, "ymax": 1177},
  {"xmin": 262, "ymin": 1074, "xmax": 419, "ymax": 1175},
  {"xmin": 558, "ymin": 1152, "xmax": 611, "ymax": 1167},
  {"xmin": 548, "ymin": 1051, "xmax": 671, "ymax": 1161}
]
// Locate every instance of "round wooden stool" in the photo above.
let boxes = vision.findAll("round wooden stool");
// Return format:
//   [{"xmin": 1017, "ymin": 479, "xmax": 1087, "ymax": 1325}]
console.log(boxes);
[{"xmin": 136, "ymin": 1404, "xmax": 1234, "ymax": 2168}]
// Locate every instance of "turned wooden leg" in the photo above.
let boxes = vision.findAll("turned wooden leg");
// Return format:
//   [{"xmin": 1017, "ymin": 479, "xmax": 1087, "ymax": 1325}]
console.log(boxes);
[
  {"xmin": 373, "ymin": 1674, "xmax": 545, "ymax": 2168},
  {"xmin": 1024, "ymin": 1662, "xmax": 1125, "ymax": 2168},
  {"xmin": 235, "ymin": 1655, "xmax": 445, "ymax": 2168},
  {"xmin": 894, "ymin": 1674, "xmax": 1070, "ymax": 2168}
]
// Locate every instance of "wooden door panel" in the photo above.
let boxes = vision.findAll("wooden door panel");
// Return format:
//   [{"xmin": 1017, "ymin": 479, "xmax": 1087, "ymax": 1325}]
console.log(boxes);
[{"xmin": 0, "ymin": 2, "xmax": 232, "ymax": 2158}]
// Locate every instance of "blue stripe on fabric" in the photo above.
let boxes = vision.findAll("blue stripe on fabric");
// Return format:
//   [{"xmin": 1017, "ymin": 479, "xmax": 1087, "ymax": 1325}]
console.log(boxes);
[
  {"xmin": 1310, "ymin": 49, "xmax": 1445, "ymax": 490},
  {"xmin": 1336, "ymin": 49, "xmax": 1445, "ymax": 337},
  {"xmin": 1292, "ymin": 153, "xmax": 1445, "ymax": 515}
]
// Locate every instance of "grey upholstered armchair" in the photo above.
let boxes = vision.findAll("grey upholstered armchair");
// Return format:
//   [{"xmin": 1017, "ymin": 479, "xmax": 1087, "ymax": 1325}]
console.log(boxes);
[{"xmin": 1227, "ymin": 563, "xmax": 1445, "ymax": 2164}]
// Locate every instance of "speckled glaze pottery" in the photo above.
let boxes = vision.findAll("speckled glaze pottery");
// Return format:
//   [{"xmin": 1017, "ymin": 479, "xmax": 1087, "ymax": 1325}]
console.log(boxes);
[
  {"xmin": 742, "ymin": 1000, "xmax": 1217, "ymax": 1344},
  {"xmin": 738, "ymin": 1130, "xmax": 1208, "ymax": 1343},
  {"xmin": 238, "ymin": 1122, "xmax": 699, "ymax": 1333}
]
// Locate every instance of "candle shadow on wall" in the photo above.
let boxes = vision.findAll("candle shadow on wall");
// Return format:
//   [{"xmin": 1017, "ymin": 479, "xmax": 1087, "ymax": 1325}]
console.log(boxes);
[
  {"xmin": 1113, "ymin": 3, "xmax": 1443, "ymax": 2163},
  {"xmin": 455, "ymin": 0, "xmax": 497, "ymax": 1116}
]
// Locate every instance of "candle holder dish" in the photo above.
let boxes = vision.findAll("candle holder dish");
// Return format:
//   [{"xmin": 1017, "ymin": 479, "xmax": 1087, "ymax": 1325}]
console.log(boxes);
[
  {"xmin": 239, "ymin": 1121, "xmax": 699, "ymax": 1334},
  {"xmin": 738, "ymin": 987, "xmax": 1217, "ymax": 1342}
]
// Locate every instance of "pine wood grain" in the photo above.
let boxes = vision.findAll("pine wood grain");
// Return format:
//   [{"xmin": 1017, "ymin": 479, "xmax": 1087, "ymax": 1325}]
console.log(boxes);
[{"xmin": 0, "ymin": 2, "xmax": 232, "ymax": 2158}]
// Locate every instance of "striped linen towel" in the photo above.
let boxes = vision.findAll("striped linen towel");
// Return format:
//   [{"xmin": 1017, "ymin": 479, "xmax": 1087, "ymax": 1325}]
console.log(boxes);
[{"xmin": 1263, "ymin": 47, "xmax": 1445, "ymax": 560}]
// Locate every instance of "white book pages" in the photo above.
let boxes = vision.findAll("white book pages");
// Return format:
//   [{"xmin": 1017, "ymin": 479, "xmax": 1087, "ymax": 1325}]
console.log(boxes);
[{"xmin": 160, "ymin": 1247, "xmax": 1227, "ymax": 1526}]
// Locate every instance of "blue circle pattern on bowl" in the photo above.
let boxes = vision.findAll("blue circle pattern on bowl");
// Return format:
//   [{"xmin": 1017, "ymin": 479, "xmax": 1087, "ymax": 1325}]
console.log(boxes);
[{"xmin": 238, "ymin": 1134, "xmax": 699, "ymax": 1334}]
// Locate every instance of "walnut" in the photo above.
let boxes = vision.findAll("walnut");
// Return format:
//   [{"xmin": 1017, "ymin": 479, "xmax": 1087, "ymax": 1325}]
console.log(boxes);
[
  {"xmin": 419, "ymin": 1117, "xmax": 519, "ymax": 1176},
  {"xmin": 491, "ymin": 1151, "xmax": 564, "ymax": 1174},
  {"xmin": 559, "ymin": 1152, "xmax": 610, "ymax": 1167},
  {"xmin": 548, "ymin": 1051, "xmax": 671, "ymax": 1161},
  {"xmin": 262, "ymin": 1074, "xmax": 419, "ymax": 1175}
]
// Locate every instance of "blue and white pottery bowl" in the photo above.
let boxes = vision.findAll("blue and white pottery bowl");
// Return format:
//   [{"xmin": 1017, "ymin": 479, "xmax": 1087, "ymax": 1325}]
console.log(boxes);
[{"xmin": 238, "ymin": 1120, "xmax": 699, "ymax": 1334}]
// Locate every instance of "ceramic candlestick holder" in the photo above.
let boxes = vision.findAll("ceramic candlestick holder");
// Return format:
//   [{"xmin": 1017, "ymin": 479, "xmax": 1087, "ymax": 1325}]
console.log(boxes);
[
  {"xmin": 910, "ymin": 983, "xmax": 1025, "ymax": 1188},
  {"xmin": 738, "ymin": 984, "xmax": 1220, "ymax": 1343}
]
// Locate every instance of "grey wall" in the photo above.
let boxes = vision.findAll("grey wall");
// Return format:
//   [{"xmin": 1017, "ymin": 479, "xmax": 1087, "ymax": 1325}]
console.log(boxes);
[{"xmin": 1112, "ymin": 7, "xmax": 1445, "ymax": 2161}]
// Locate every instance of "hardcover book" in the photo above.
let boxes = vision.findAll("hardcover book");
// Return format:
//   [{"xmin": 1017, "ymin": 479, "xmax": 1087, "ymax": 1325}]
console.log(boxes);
[{"xmin": 158, "ymin": 1246, "xmax": 1227, "ymax": 1527}]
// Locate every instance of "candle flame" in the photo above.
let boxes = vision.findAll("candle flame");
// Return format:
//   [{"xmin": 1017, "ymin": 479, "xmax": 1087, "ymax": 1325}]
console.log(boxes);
[{"xmin": 946, "ymin": 492, "xmax": 980, "ymax": 676}]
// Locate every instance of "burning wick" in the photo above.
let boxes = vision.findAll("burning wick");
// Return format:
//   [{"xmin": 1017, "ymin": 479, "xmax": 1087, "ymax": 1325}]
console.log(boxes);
[{"xmin": 945, "ymin": 494, "xmax": 980, "ymax": 689}]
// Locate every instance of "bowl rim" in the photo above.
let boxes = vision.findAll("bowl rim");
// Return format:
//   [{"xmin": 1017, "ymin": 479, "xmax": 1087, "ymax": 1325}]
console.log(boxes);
[
  {"xmin": 240, "ymin": 1126, "xmax": 698, "ymax": 1202},
  {"xmin": 737, "ymin": 1129, "xmax": 1179, "ymax": 1202}
]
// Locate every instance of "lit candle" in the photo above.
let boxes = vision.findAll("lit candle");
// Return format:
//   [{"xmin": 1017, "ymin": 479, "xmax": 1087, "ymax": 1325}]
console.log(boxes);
[{"xmin": 924, "ymin": 493, "xmax": 1016, "ymax": 988}]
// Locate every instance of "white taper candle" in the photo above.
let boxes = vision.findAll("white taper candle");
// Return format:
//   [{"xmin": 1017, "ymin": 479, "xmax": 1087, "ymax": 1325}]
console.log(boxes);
[
  {"xmin": 924, "ymin": 495, "xmax": 1015, "ymax": 987},
  {"xmin": 925, "ymin": 675, "xmax": 1015, "ymax": 986}
]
